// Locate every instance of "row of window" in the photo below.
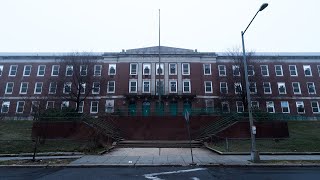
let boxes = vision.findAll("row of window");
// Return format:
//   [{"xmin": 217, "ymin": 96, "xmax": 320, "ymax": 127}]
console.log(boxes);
[{"xmin": 224, "ymin": 101, "xmax": 320, "ymax": 114}]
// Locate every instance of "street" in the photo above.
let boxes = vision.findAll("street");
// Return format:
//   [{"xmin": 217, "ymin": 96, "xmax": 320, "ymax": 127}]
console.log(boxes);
[{"xmin": 1, "ymin": 167, "xmax": 320, "ymax": 180}]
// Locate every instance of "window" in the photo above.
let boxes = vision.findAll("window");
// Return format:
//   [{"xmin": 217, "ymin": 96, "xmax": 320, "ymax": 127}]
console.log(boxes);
[
  {"xmin": 92, "ymin": 82, "xmax": 100, "ymax": 94},
  {"xmin": 19, "ymin": 82, "xmax": 28, "ymax": 94},
  {"xmin": 143, "ymin": 80, "xmax": 150, "ymax": 93},
  {"xmin": 311, "ymin": 101, "xmax": 320, "ymax": 113},
  {"xmin": 281, "ymin": 101, "xmax": 290, "ymax": 113},
  {"xmin": 248, "ymin": 65, "xmax": 255, "ymax": 76},
  {"xmin": 303, "ymin": 65, "xmax": 312, "ymax": 76},
  {"xmin": 0, "ymin": 65, "xmax": 3, "ymax": 76},
  {"xmin": 251, "ymin": 101, "xmax": 259, "ymax": 109},
  {"xmin": 105, "ymin": 100, "xmax": 114, "ymax": 113},
  {"xmin": 203, "ymin": 64, "xmax": 211, "ymax": 75},
  {"xmin": 277, "ymin": 82, "xmax": 287, "ymax": 94},
  {"xmin": 156, "ymin": 80, "xmax": 164, "ymax": 95},
  {"xmin": 34, "ymin": 82, "xmax": 43, "ymax": 94},
  {"xmin": 156, "ymin": 63, "xmax": 164, "ymax": 75},
  {"xmin": 16, "ymin": 101, "xmax": 25, "ymax": 113},
  {"xmin": 169, "ymin": 63, "xmax": 177, "ymax": 75},
  {"xmin": 218, "ymin": 65, "xmax": 226, "ymax": 76},
  {"xmin": 205, "ymin": 99, "xmax": 214, "ymax": 112},
  {"xmin": 204, "ymin": 81, "xmax": 212, "ymax": 93},
  {"xmin": 261, "ymin": 65, "xmax": 269, "ymax": 76},
  {"xmin": 233, "ymin": 65, "xmax": 240, "ymax": 76},
  {"xmin": 78, "ymin": 101, "xmax": 84, "ymax": 113},
  {"xmin": 182, "ymin": 63, "xmax": 190, "ymax": 75},
  {"xmin": 108, "ymin": 64, "xmax": 116, "ymax": 75},
  {"xmin": 250, "ymin": 82, "xmax": 257, "ymax": 94},
  {"xmin": 23, "ymin": 65, "xmax": 32, "ymax": 76},
  {"xmin": 307, "ymin": 82, "xmax": 316, "ymax": 94},
  {"xmin": 275, "ymin": 65, "xmax": 283, "ymax": 76},
  {"xmin": 94, "ymin": 65, "xmax": 102, "ymax": 76},
  {"xmin": 130, "ymin": 63, "xmax": 138, "ymax": 75},
  {"xmin": 183, "ymin": 80, "xmax": 191, "ymax": 93},
  {"xmin": 129, "ymin": 80, "xmax": 137, "ymax": 93},
  {"xmin": 143, "ymin": 64, "xmax": 151, "ymax": 75},
  {"xmin": 1, "ymin": 101, "xmax": 10, "ymax": 113},
  {"xmin": 221, "ymin": 102, "xmax": 230, "ymax": 113},
  {"xmin": 289, "ymin": 65, "xmax": 297, "ymax": 76},
  {"xmin": 317, "ymin": 65, "xmax": 320, "ymax": 77},
  {"xmin": 49, "ymin": 82, "xmax": 57, "ymax": 94},
  {"xmin": 220, "ymin": 82, "xmax": 228, "ymax": 94},
  {"xmin": 51, "ymin": 65, "xmax": 59, "ymax": 76},
  {"xmin": 266, "ymin": 101, "xmax": 275, "ymax": 113},
  {"xmin": 107, "ymin": 81, "xmax": 115, "ymax": 93},
  {"xmin": 31, "ymin": 101, "xmax": 39, "ymax": 113},
  {"xmin": 66, "ymin": 65, "xmax": 73, "ymax": 76},
  {"xmin": 63, "ymin": 82, "xmax": 72, "ymax": 94},
  {"xmin": 46, "ymin": 101, "xmax": 55, "ymax": 109},
  {"xmin": 169, "ymin": 80, "xmax": 177, "ymax": 93},
  {"xmin": 236, "ymin": 101, "xmax": 244, "ymax": 113},
  {"xmin": 296, "ymin": 101, "xmax": 305, "ymax": 114},
  {"xmin": 80, "ymin": 83, "xmax": 86, "ymax": 94},
  {"xmin": 37, "ymin": 65, "xmax": 46, "ymax": 76},
  {"xmin": 234, "ymin": 83, "xmax": 242, "ymax": 94},
  {"xmin": 263, "ymin": 82, "xmax": 272, "ymax": 94},
  {"xmin": 61, "ymin": 101, "xmax": 69, "ymax": 109},
  {"xmin": 292, "ymin": 82, "xmax": 301, "ymax": 94},
  {"xmin": 80, "ymin": 65, "xmax": 87, "ymax": 76},
  {"xmin": 90, "ymin": 101, "xmax": 99, "ymax": 113},
  {"xmin": 5, "ymin": 82, "xmax": 14, "ymax": 94},
  {"xmin": 9, "ymin": 65, "xmax": 18, "ymax": 76}
]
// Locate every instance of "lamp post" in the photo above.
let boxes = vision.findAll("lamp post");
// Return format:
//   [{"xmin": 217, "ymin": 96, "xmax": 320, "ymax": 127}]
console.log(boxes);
[{"xmin": 241, "ymin": 3, "xmax": 268, "ymax": 163}]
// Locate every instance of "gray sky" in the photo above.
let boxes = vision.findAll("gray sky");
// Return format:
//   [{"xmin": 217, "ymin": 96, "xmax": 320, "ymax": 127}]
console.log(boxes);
[{"xmin": 0, "ymin": 0, "xmax": 319, "ymax": 52}]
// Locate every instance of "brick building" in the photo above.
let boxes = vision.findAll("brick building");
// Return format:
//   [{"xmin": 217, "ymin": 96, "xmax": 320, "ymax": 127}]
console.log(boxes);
[{"xmin": 1, "ymin": 46, "xmax": 320, "ymax": 119}]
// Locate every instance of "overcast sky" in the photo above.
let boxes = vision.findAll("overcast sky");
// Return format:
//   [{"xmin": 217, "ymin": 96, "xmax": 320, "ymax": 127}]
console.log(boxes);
[{"xmin": 0, "ymin": 0, "xmax": 319, "ymax": 53}]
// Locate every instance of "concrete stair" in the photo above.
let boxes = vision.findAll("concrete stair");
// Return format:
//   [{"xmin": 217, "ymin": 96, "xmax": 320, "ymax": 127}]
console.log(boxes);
[{"xmin": 116, "ymin": 140, "xmax": 203, "ymax": 148}]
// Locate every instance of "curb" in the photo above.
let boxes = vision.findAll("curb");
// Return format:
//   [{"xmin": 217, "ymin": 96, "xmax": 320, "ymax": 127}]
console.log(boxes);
[{"xmin": 0, "ymin": 152, "xmax": 84, "ymax": 158}]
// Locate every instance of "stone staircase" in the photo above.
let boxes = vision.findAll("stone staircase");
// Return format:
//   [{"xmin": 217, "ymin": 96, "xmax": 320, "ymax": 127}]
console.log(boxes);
[{"xmin": 116, "ymin": 140, "xmax": 203, "ymax": 148}]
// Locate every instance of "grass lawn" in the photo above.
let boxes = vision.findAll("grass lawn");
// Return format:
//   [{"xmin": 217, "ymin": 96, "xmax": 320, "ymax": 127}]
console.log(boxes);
[
  {"xmin": 210, "ymin": 121, "xmax": 320, "ymax": 152},
  {"xmin": 0, "ymin": 120, "xmax": 104, "ymax": 154}
]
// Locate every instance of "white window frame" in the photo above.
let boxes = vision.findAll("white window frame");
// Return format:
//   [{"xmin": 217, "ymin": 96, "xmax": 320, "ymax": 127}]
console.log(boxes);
[
  {"xmin": 34, "ymin": 82, "xmax": 43, "ymax": 94},
  {"xmin": 143, "ymin": 63, "xmax": 151, "ymax": 75},
  {"xmin": 92, "ymin": 82, "xmax": 100, "ymax": 94},
  {"xmin": 169, "ymin": 80, "xmax": 177, "ymax": 93},
  {"xmin": 156, "ymin": 63, "xmax": 164, "ymax": 75},
  {"xmin": 94, "ymin": 65, "xmax": 102, "ymax": 76},
  {"xmin": 203, "ymin": 64, "xmax": 211, "ymax": 75},
  {"xmin": 61, "ymin": 101, "xmax": 70, "ymax": 109},
  {"xmin": 292, "ymin": 82, "xmax": 301, "ymax": 94},
  {"xmin": 5, "ymin": 82, "xmax": 14, "ymax": 94},
  {"xmin": 46, "ymin": 101, "xmax": 55, "ymax": 109},
  {"xmin": 90, "ymin": 101, "xmax": 99, "ymax": 113},
  {"xmin": 311, "ymin": 101, "xmax": 320, "ymax": 113},
  {"xmin": 129, "ymin": 79, "xmax": 137, "ymax": 93},
  {"xmin": 37, "ymin": 65, "xmax": 46, "ymax": 76},
  {"xmin": 182, "ymin": 63, "xmax": 190, "ymax": 75},
  {"xmin": 107, "ymin": 81, "xmax": 115, "ymax": 93},
  {"xmin": 303, "ymin": 65, "xmax": 312, "ymax": 76},
  {"xmin": 220, "ymin": 82, "xmax": 228, "ymax": 94},
  {"xmin": 19, "ymin": 82, "xmax": 28, "ymax": 94},
  {"xmin": 277, "ymin": 82, "xmax": 287, "ymax": 94},
  {"xmin": 218, "ymin": 65, "xmax": 226, "ymax": 76},
  {"xmin": 142, "ymin": 80, "xmax": 151, "ymax": 93},
  {"xmin": 23, "ymin": 65, "xmax": 32, "ymax": 76},
  {"xmin": 78, "ymin": 101, "xmax": 84, "ymax": 113},
  {"xmin": 80, "ymin": 83, "xmax": 86, "ymax": 94},
  {"xmin": 263, "ymin": 82, "xmax": 272, "ymax": 94},
  {"xmin": 234, "ymin": 83, "xmax": 242, "ymax": 94},
  {"xmin": 130, "ymin": 63, "xmax": 138, "ymax": 75},
  {"xmin": 251, "ymin": 101, "xmax": 259, "ymax": 109},
  {"xmin": 275, "ymin": 65, "xmax": 283, "ymax": 76},
  {"xmin": 289, "ymin": 65, "xmax": 298, "ymax": 76},
  {"xmin": 317, "ymin": 65, "xmax": 320, "ymax": 77},
  {"xmin": 9, "ymin": 65, "xmax": 18, "ymax": 76},
  {"xmin": 169, "ymin": 63, "xmax": 177, "ymax": 75},
  {"xmin": 281, "ymin": 101, "xmax": 290, "ymax": 113},
  {"xmin": 108, "ymin": 64, "xmax": 116, "ymax": 75},
  {"xmin": 307, "ymin": 82, "xmax": 316, "ymax": 94},
  {"xmin": 66, "ymin": 65, "xmax": 73, "ymax": 76},
  {"xmin": 250, "ymin": 82, "xmax": 257, "ymax": 94},
  {"xmin": 183, "ymin": 79, "xmax": 191, "ymax": 93},
  {"xmin": 80, "ymin": 65, "xmax": 87, "ymax": 76},
  {"xmin": 266, "ymin": 101, "xmax": 275, "ymax": 113},
  {"xmin": 296, "ymin": 101, "xmax": 305, "ymax": 114},
  {"xmin": 260, "ymin": 65, "xmax": 269, "ymax": 76},
  {"xmin": 0, "ymin": 65, "xmax": 3, "ymax": 76},
  {"xmin": 1, "ymin": 101, "xmax": 10, "ymax": 113},
  {"xmin": 49, "ymin": 82, "xmax": 57, "ymax": 94},
  {"xmin": 221, "ymin": 101, "xmax": 230, "ymax": 113},
  {"xmin": 31, "ymin": 101, "xmax": 39, "ymax": 113},
  {"xmin": 63, "ymin": 82, "xmax": 72, "ymax": 94},
  {"xmin": 232, "ymin": 65, "xmax": 240, "ymax": 76},
  {"xmin": 51, "ymin": 65, "xmax": 59, "ymax": 76},
  {"xmin": 204, "ymin": 81, "xmax": 213, "ymax": 93},
  {"xmin": 236, "ymin": 101, "xmax": 244, "ymax": 113},
  {"xmin": 248, "ymin": 65, "xmax": 255, "ymax": 76}
]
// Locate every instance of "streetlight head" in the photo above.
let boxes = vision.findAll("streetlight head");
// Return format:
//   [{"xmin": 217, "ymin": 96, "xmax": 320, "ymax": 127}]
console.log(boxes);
[{"xmin": 259, "ymin": 3, "xmax": 268, "ymax": 11}]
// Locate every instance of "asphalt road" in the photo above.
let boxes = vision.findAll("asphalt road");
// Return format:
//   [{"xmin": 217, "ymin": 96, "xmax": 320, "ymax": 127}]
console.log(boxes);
[{"xmin": 1, "ymin": 167, "xmax": 320, "ymax": 180}]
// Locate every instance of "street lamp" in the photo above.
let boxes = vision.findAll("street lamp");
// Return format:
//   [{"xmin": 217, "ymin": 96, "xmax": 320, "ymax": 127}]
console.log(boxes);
[{"xmin": 241, "ymin": 3, "xmax": 268, "ymax": 163}]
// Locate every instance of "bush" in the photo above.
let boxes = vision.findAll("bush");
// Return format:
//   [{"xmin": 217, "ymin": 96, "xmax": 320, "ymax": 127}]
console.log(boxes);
[{"xmin": 37, "ymin": 108, "xmax": 82, "ymax": 122}]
